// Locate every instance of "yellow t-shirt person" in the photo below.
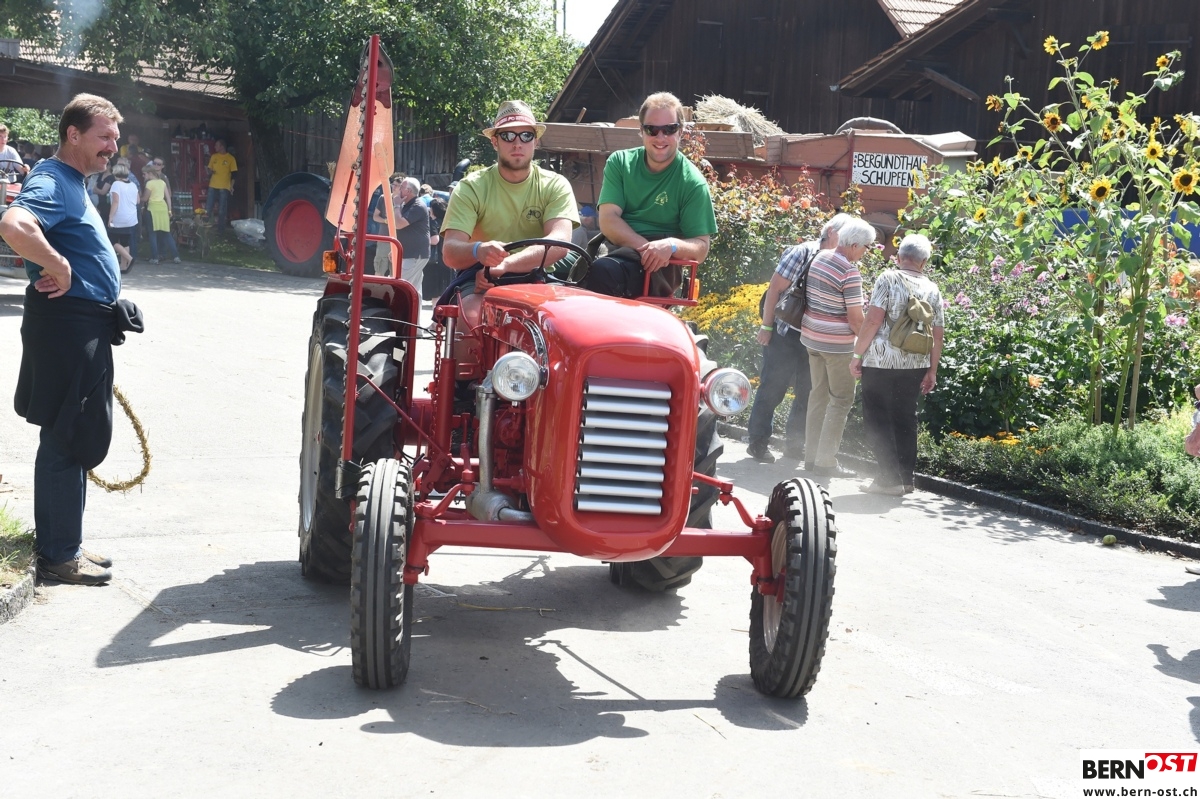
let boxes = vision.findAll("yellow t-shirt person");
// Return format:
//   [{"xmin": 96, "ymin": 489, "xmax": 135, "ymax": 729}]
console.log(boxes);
[{"xmin": 207, "ymin": 152, "xmax": 238, "ymax": 191}]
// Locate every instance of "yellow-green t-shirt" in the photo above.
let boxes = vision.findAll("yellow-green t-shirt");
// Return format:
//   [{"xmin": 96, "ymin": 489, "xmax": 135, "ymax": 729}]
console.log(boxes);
[
  {"xmin": 442, "ymin": 164, "xmax": 578, "ymax": 243},
  {"xmin": 207, "ymin": 152, "xmax": 238, "ymax": 191}
]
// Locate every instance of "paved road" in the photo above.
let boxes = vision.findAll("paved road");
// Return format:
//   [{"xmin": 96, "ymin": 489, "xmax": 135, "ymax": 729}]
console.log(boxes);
[{"xmin": 0, "ymin": 262, "xmax": 1197, "ymax": 798}]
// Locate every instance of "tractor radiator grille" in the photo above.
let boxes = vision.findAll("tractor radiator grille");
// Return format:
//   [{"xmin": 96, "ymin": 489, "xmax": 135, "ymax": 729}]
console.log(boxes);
[{"xmin": 575, "ymin": 378, "xmax": 671, "ymax": 515}]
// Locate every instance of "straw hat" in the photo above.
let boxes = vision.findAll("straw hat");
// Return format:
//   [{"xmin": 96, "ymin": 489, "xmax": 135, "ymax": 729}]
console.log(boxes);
[{"xmin": 481, "ymin": 100, "xmax": 546, "ymax": 139}]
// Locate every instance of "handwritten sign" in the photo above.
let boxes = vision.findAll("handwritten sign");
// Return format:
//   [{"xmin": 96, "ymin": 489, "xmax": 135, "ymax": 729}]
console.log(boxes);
[{"xmin": 852, "ymin": 152, "xmax": 927, "ymax": 188}]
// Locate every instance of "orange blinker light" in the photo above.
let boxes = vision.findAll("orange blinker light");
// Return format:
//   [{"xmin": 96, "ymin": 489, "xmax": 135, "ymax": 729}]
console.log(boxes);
[{"xmin": 322, "ymin": 251, "xmax": 338, "ymax": 273}]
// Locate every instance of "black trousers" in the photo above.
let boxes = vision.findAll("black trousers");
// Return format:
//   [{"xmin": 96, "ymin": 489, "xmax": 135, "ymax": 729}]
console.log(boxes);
[
  {"xmin": 745, "ymin": 326, "xmax": 810, "ymax": 448},
  {"xmin": 861, "ymin": 366, "xmax": 926, "ymax": 487}
]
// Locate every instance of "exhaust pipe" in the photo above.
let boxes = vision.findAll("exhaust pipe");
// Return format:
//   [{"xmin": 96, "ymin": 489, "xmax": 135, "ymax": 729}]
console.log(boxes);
[{"xmin": 465, "ymin": 377, "xmax": 533, "ymax": 523}]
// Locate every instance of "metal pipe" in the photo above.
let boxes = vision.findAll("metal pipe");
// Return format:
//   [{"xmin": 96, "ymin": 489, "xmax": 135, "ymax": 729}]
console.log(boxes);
[{"xmin": 465, "ymin": 377, "xmax": 523, "ymax": 522}]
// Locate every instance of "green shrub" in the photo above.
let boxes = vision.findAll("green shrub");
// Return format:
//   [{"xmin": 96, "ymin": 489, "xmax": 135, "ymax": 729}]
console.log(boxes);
[{"xmin": 918, "ymin": 412, "xmax": 1200, "ymax": 539}]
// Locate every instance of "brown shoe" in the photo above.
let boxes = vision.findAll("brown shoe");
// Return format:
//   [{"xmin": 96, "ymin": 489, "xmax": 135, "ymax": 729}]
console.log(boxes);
[
  {"xmin": 37, "ymin": 556, "xmax": 112, "ymax": 585},
  {"xmin": 81, "ymin": 548, "xmax": 113, "ymax": 568}
]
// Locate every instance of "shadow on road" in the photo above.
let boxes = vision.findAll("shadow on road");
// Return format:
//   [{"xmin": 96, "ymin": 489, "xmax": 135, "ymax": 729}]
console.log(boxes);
[
  {"xmin": 1147, "ymin": 576, "xmax": 1200, "ymax": 741},
  {"xmin": 96, "ymin": 556, "xmax": 809, "ymax": 745}
]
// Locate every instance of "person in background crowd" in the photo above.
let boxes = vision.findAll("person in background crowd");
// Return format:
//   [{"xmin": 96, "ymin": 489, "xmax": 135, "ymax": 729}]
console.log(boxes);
[
  {"xmin": 107, "ymin": 161, "xmax": 138, "ymax": 272},
  {"xmin": 205, "ymin": 138, "xmax": 237, "ymax": 230},
  {"xmin": 391, "ymin": 176, "xmax": 431, "ymax": 286},
  {"xmin": 1185, "ymin": 384, "xmax": 1200, "ymax": 458},
  {"xmin": 20, "ymin": 141, "xmax": 42, "ymax": 173},
  {"xmin": 572, "ymin": 204, "xmax": 599, "ymax": 249},
  {"xmin": 850, "ymin": 233, "xmax": 945, "ymax": 495},
  {"xmin": 0, "ymin": 123, "xmax": 29, "ymax": 180},
  {"xmin": 746, "ymin": 213, "xmax": 853, "ymax": 463},
  {"xmin": 586, "ymin": 92, "xmax": 716, "ymax": 298},
  {"xmin": 141, "ymin": 163, "xmax": 180, "ymax": 264},
  {"xmin": 0, "ymin": 92, "xmax": 144, "ymax": 585},
  {"xmin": 800, "ymin": 216, "xmax": 875, "ymax": 478}
]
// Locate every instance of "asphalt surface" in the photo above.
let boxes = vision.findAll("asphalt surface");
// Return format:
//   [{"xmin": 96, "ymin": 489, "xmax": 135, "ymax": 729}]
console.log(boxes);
[{"xmin": 0, "ymin": 261, "xmax": 1197, "ymax": 798}]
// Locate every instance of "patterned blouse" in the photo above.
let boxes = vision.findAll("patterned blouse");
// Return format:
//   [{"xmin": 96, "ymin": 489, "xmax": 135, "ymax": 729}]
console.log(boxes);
[{"xmin": 861, "ymin": 269, "xmax": 946, "ymax": 370}]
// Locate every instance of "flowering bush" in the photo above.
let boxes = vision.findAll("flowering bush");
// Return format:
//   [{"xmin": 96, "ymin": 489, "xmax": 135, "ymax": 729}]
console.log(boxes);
[{"xmin": 900, "ymin": 31, "xmax": 1200, "ymax": 431}]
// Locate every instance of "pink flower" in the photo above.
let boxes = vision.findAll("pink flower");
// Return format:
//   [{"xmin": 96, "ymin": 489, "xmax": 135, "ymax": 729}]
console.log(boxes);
[
  {"xmin": 968, "ymin": 266, "xmax": 980, "ymax": 275},
  {"xmin": 1027, "ymin": 304, "xmax": 1039, "ymax": 316},
  {"xmin": 1011, "ymin": 263, "xmax": 1024, "ymax": 277},
  {"xmin": 1165, "ymin": 314, "xmax": 1187, "ymax": 327},
  {"xmin": 992, "ymin": 273, "xmax": 1004, "ymax": 283},
  {"xmin": 1036, "ymin": 271, "xmax": 1049, "ymax": 282},
  {"xmin": 956, "ymin": 292, "xmax": 972, "ymax": 307},
  {"xmin": 991, "ymin": 256, "xmax": 1006, "ymax": 269}
]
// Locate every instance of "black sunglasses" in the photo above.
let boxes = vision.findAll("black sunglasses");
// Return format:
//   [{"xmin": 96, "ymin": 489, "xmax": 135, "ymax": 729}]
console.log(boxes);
[
  {"xmin": 496, "ymin": 130, "xmax": 536, "ymax": 143},
  {"xmin": 642, "ymin": 123, "xmax": 681, "ymax": 137}
]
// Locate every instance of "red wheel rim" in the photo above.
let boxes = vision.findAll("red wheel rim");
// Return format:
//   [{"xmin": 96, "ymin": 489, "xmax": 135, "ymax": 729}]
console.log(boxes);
[{"xmin": 276, "ymin": 199, "xmax": 323, "ymax": 262}]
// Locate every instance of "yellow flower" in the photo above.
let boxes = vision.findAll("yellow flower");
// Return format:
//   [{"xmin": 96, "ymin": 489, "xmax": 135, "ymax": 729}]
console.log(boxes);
[
  {"xmin": 990, "ymin": 156, "xmax": 1004, "ymax": 176},
  {"xmin": 1172, "ymin": 167, "xmax": 1198, "ymax": 195},
  {"xmin": 1157, "ymin": 54, "xmax": 1171, "ymax": 69},
  {"xmin": 1146, "ymin": 141, "xmax": 1164, "ymax": 160},
  {"xmin": 1101, "ymin": 124, "xmax": 1113, "ymax": 141},
  {"xmin": 974, "ymin": 207, "xmax": 988, "ymax": 222},
  {"xmin": 986, "ymin": 94, "xmax": 1003, "ymax": 112},
  {"xmin": 907, "ymin": 188, "xmax": 914, "ymax": 204},
  {"xmin": 1044, "ymin": 36, "xmax": 1059, "ymax": 55},
  {"xmin": 1015, "ymin": 210, "xmax": 1028, "ymax": 227},
  {"xmin": 892, "ymin": 235, "xmax": 901, "ymax": 248},
  {"xmin": 1092, "ymin": 30, "xmax": 1110, "ymax": 49},
  {"xmin": 1089, "ymin": 176, "xmax": 1113, "ymax": 202},
  {"xmin": 1081, "ymin": 161, "xmax": 1091, "ymax": 172},
  {"xmin": 1043, "ymin": 111, "xmax": 1063, "ymax": 132},
  {"xmin": 1025, "ymin": 191, "xmax": 1039, "ymax": 206},
  {"xmin": 897, "ymin": 208, "xmax": 905, "ymax": 221},
  {"xmin": 1018, "ymin": 146, "xmax": 1033, "ymax": 161},
  {"xmin": 1081, "ymin": 94, "xmax": 1092, "ymax": 110},
  {"xmin": 1115, "ymin": 125, "xmax": 1128, "ymax": 140}
]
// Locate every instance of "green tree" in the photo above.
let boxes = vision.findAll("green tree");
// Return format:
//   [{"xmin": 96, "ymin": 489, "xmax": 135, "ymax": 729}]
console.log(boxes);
[
  {"xmin": 0, "ymin": 107, "xmax": 59, "ymax": 144},
  {"xmin": 0, "ymin": 0, "xmax": 578, "ymax": 188}
]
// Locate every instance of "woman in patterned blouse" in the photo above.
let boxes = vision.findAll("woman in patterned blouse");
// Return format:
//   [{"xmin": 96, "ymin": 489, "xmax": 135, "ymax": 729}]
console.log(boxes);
[{"xmin": 849, "ymin": 233, "xmax": 945, "ymax": 496}]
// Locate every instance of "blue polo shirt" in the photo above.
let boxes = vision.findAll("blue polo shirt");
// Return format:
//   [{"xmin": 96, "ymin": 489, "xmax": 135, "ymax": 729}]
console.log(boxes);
[{"xmin": 12, "ymin": 157, "xmax": 120, "ymax": 303}]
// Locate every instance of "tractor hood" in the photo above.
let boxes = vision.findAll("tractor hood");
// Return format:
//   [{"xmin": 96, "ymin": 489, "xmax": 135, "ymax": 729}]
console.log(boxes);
[{"xmin": 480, "ymin": 284, "xmax": 703, "ymax": 560}]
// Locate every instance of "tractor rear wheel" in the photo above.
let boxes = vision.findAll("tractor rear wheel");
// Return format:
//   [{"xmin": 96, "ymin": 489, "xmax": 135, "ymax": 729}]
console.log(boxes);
[
  {"xmin": 749, "ymin": 478, "xmax": 837, "ymax": 698},
  {"xmin": 350, "ymin": 458, "xmax": 414, "ymax": 689},
  {"xmin": 608, "ymin": 407, "xmax": 723, "ymax": 592},
  {"xmin": 299, "ymin": 294, "xmax": 398, "ymax": 583},
  {"xmin": 265, "ymin": 181, "xmax": 334, "ymax": 278}
]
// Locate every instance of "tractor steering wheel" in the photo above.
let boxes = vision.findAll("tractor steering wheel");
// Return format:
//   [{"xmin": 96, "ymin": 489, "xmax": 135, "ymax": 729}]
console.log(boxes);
[{"xmin": 501, "ymin": 237, "xmax": 593, "ymax": 287}]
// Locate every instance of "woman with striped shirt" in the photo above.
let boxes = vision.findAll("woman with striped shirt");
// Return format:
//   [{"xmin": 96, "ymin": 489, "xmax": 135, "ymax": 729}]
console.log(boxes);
[{"xmin": 799, "ymin": 217, "xmax": 875, "ymax": 478}]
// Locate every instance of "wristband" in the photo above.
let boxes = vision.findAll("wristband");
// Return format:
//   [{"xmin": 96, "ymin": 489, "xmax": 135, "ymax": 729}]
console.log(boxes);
[
  {"xmin": 472, "ymin": 241, "xmax": 481, "ymax": 260},
  {"xmin": 851, "ymin": 353, "xmax": 863, "ymax": 360},
  {"xmin": 759, "ymin": 324, "xmax": 773, "ymax": 332},
  {"xmin": 670, "ymin": 239, "xmax": 678, "ymax": 254}
]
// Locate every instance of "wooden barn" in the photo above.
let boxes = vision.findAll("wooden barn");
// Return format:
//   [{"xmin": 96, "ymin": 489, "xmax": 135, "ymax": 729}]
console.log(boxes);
[{"xmin": 548, "ymin": 0, "xmax": 1199, "ymax": 149}]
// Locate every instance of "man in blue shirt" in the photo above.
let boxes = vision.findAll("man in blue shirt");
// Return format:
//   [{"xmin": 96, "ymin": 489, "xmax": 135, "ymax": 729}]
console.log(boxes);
[{"xmin": 0, "ymin": 93, "xmax": 126, "ymax": 585}]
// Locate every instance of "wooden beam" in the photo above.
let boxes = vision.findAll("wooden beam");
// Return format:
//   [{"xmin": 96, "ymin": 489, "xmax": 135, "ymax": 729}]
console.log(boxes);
[
  {"xmin": 888, "ymin": 74, "xmax": 927, "ymax": 100},
  {"xmin": 1005, "ymin": 20, "xmax": 1030, "ymax": 58},
  {"xmin": 920, "ymin": 67, "xmax": 980, "ymax": 103}
]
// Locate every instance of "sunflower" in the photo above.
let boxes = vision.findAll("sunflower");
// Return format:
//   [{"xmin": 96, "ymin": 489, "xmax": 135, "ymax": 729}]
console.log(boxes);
[
  {"xmin": 1172, "ymin": 167, "xmax": 1198, "ymax": 195},
  {"xmin": 1015, "ymin": 210, "xmax": 1028, "ymax": 228},
  {"xmin": 974, "ymin": 207, "xmax": 988, "ymax": 222},
  {"xmin": 1101, "ymin": 124, "xmax": 1113, "ymax": 141},
  {"xmin": 990, "ymin": 156, "xmax": 1004, "ymax": 177},
  {"xmin": 1044, "ymin": 36, "xmax": 1059, "ymax": 55},
  {"xmin": 1146, "ymin": 140, "xmax": 1165, "ymax": 160},
  {"xmin": 1158, "ymin": 54, "xmax": 1171, "ymax": 69},
  {"xmin": 1043, "ymin": 111, "xmax": 1063, "ymax": 132},
  {"xmin": 1092, "ymin": 30, "xmax": 1110, "ymax": 49},
  {"xmin": 1089, "ymin": 177, "xmax": 1113, "ymax": 202},
  {"xmin": 1025, "ymin": 191, "xmax": 1039, "ymax": 206},
  {"xmin": 986, "ymin": 94, "xmax": 1003, "ymax": 112},
  {"xmin": 892, "ymin": 235, "xmax": 901, "ymax": 248},
  {"xmin": 1115, "ymin": 125, "xmax": 1128, "ymax": 140},
  {"xmin": 1018, "ymin": 146, "xmax": 1033, "ymax": 161},
  {"xmin": 1080, "ymin": 94, "xmax": 1092, "ymax": 110}
]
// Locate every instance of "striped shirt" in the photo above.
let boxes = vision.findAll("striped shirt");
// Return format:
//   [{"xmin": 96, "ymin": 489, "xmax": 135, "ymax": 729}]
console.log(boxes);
[{"xmin": 799, "ymin": 249, "xmax": 863, "ymax": 353}]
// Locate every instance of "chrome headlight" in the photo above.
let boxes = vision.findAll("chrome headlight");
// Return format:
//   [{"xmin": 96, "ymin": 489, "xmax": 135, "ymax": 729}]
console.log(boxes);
[
  {"xmin": 491, "ymin": 351, "xmax": 542, "ymax": 402},
  {"xmin": 701, "ymin": 368, "xmax": 751, "ymax": 416}
]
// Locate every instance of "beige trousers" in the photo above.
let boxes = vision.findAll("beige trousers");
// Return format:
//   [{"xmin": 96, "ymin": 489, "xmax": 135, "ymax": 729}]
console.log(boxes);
[{"xmin": 805, "ymin": 350, "xmax": 856, "ymax": 468}]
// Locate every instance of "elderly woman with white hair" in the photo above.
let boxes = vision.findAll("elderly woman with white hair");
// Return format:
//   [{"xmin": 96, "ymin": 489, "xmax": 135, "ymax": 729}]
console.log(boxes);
[
  {"xmin": 849, "ymin": 233, "xmax": 945, "ymax": 495},
  {"xmin": 799, "ymin": 216, "xmax": 876, "ymax": 478}
]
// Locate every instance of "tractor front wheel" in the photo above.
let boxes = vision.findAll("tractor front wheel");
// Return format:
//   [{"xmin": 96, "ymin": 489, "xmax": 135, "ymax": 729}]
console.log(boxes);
[
  {"xmin": 749, "ymin": 478, "xmax": 836, "ymax": 698},
  {"xmin": 350, "ymin": 458, "xmax": 414, "ymax": 689}
]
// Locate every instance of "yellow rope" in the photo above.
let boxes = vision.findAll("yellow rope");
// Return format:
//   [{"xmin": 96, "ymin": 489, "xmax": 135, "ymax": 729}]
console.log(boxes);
[{"xmin": 87, "ymin": 385, "xmax": 151, "ymax": 493}]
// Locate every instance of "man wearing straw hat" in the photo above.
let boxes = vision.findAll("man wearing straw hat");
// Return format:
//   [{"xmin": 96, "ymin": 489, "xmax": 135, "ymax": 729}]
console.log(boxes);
[{"xmin": 440, "ymin": 100, "xmax": 578, "ymax": 313}]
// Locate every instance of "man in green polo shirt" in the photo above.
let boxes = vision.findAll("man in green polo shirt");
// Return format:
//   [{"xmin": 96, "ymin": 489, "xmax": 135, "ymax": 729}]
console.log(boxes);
[{"xmin": 585, "ymin": 92, "xmax": 717, "ymax": 298}]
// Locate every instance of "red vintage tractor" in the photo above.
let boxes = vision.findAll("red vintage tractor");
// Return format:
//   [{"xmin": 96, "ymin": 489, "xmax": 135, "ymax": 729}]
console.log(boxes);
[{"xmin": 297, "ymin": 37, "xmax": 837, "ymax": 698}]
